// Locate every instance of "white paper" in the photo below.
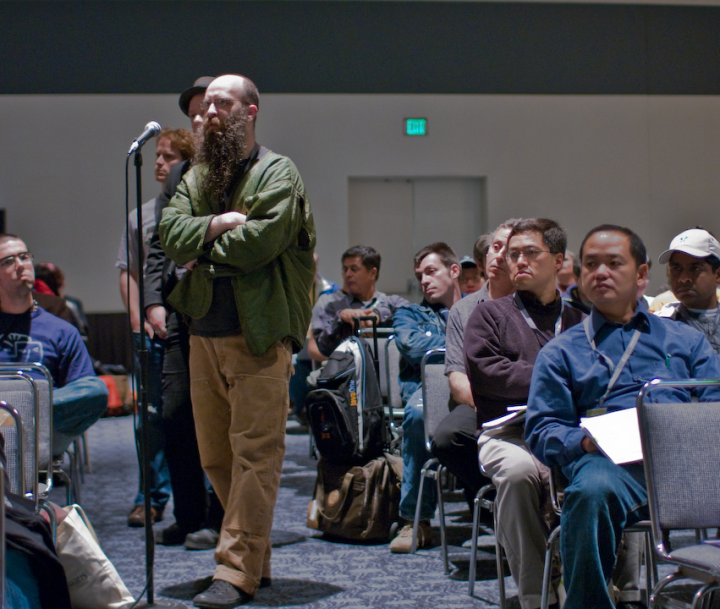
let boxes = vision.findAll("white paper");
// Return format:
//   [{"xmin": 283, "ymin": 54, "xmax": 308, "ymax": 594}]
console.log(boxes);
[
  {"xmin": 579, "ymin": 407, "xmax": 642, "ymax": 465},
  {"xmin": 482, "ymin": 406, "xmax": 527, "ymax": 429}
]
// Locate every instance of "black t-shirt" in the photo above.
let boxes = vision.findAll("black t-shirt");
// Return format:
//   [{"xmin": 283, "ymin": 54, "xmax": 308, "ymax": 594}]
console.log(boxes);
[
  {"xmin": 187, "ymin": 144, "xmax": 261, "ymax": 338},
  {"xmin": 188, "ymin": 277, "xmax": 242, "ymax": 337}
]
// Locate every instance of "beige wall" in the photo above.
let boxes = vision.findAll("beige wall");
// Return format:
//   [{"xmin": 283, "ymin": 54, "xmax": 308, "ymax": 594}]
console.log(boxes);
[{"xmin": 2, "ymin": 93, "xmax": 719, "ymax": 311}]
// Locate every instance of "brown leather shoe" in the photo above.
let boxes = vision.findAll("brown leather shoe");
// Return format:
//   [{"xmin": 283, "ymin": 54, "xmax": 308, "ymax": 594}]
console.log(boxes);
[{"xmin": 127, "ymin": 505, "xmax": 163, "ymax": 527}]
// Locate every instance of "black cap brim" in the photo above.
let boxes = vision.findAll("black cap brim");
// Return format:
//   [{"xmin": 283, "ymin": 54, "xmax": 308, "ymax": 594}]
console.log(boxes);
[{"xmin": 178, "ymin": 76, "xmax": 215, "ymax": 116}]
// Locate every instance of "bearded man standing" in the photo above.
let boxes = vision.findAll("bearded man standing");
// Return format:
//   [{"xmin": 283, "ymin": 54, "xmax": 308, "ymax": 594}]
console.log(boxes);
[{"xmin": 160, "ymin": 74, "xmax": 316, "ymax": 609}]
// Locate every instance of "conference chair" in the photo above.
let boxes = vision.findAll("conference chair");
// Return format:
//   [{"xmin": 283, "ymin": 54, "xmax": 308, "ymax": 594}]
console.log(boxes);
[
  {"xmin": 358, "ymin": 327, "xmax": 393, "ymax": 406},
  {"xmin": 409, "ymin": 349, "xmax": 449, "ymax": 559},
  {"xmin": 0, "ymin": 372, "xmax": 40, "ymax": 501},
  {"xmin": 539, "ymin": 468, "xmax": 657, "ymax": 609},
  {"xmin": 0, "ymin": 402, "xmax": 24, "ymax": 497},
  {"xmin": 468, "ymin": 479, "xmax": 505, "ymax": 607},
  {"xmin": 0, "ymin": 365, "xmax": 81, "ymax": 506},
  {"xmin": 637, "ymin": 378, "xmax": 720, "ymax": 609}
]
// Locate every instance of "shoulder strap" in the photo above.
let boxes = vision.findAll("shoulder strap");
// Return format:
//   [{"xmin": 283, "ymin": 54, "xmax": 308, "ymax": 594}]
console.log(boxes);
[{"xmin": 315, "ymin": 469, "xmax": 355, "ymax": 523}]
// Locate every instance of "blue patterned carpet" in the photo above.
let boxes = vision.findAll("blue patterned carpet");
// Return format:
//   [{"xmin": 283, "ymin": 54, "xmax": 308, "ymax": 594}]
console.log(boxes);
[
  {"xmin": 63, "ymin": 416, "xmax": 518, "ymax": 608},
  {"xmin": 56, "ymin": 416, "xmax": 717, "ymax": 609}
]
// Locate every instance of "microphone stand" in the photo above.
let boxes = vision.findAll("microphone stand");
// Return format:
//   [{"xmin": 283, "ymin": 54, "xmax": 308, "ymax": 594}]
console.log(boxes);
[{"xmin": 121, "ymin": 150, "xmax": 185, "ymax": 609}]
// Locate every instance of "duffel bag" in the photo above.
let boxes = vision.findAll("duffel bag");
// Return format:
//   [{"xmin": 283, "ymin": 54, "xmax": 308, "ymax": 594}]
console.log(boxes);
[{"xmin": 306, "ymin": 453, "xmax": 402, "ymax": 542}]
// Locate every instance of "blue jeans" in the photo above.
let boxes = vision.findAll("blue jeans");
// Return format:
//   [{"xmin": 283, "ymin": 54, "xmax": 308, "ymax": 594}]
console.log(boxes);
[
  {"xmin": 132, "ymin": 333, "xmax": 170, "ymax": 510},
  {"xmin": 289, "ymin": 357, "xmax": 313, "ymax": 417},
  {"xmin": 399, "ymin": 387, "xmax": 437, "ymax": 521},
  {"xmin": 53, "ymin": 376, "xmax": 109, "ymax": 457},
  {"xmin": 560, "ymin": 453, "xmax": 649, "ymax": 609}
]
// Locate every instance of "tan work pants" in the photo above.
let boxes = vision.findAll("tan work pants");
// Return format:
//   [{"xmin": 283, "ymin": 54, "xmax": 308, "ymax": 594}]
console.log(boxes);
[
  {"xmin": 479, "ymin": 424, "xmax": 555, "ymax": 609},
  {"xmin": 189, "ymin": 334, "xmax": 292, "ymax": 595}
]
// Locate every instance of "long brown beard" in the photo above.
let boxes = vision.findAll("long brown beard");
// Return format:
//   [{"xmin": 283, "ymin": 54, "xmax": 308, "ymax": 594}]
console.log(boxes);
[{"xmin": 195, "ymin": 107, "xmax": 250, "ymax": 204}]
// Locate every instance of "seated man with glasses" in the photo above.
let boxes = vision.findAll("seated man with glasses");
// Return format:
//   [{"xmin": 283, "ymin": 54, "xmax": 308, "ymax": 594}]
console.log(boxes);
[
  {"xmin": 464, "ymin": 218, "xmax": 585, "ymax": 609},
  {"xmin": 0, "ymin": 234, "xmax": 108, "ymax": 457}
]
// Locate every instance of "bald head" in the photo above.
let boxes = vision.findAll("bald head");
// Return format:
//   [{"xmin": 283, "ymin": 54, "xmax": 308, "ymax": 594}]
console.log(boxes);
[
  {"xmin": 202, "ymin": 74, "xmax": 259, "ymax": 139},
  {"xmin": 208, "ymin": 74, "xmax": 259, "ymax": 107}
]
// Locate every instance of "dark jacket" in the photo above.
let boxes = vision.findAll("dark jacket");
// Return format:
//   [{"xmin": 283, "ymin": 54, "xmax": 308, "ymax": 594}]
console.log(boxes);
[
  {"xmin": 144, "ymin": 159, "xmax": 191, "ymax": 310},
  {"xmin": 464, "ymin": 291, "xmax": 585, "ymax": 426}
]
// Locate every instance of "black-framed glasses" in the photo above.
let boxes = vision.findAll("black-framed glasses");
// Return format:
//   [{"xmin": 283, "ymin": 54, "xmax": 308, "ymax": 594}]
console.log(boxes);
[
  {"xmin": 507, "ymin": 248, "xmax": 550, "ymax": 263},
  {"xmin": 0, "ymin": 251, "xmax": 33, "ymax": 270}
]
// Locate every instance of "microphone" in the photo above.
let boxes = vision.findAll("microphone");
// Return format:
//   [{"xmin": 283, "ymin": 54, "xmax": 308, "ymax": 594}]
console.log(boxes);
[{"xmin": 127, "ymin": 121, "xmax": 162, "ymax": 155}]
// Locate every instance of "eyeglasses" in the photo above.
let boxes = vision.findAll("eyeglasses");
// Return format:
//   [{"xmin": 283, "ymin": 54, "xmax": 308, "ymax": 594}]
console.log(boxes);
[
  {"xmin": 507, "ymin": 248, "xmax": 550, "ymax": 263},
  {"xmin": 0, "ymin": 251, "xmax": 33, "ymax": 270},
  {"xmin": 201, "ymin": 97, "xmax": 235, "ymax": 112}
]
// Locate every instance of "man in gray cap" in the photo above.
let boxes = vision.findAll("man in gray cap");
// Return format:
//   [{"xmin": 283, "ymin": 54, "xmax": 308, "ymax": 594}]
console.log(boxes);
[
  {"xmin": 656, "ymin": 226, "xmax": 720, "ymax": 353},
  {"xmin": 144, "ymin": 77, "xmax": 226, "ymax": 549}
]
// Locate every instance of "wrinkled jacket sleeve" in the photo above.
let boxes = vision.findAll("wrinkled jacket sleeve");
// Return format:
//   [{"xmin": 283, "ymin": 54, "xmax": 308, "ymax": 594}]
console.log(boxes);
[
  {"xmin": 464, "ymin": 304, "xmax": 535, "ymax": 404},
  {"xmin": 145, "ymin": 166, "xmax": 184, "ymax": 309},
  {"xmin": 207, "ymin": 169, "xmax": 307, "ymax": 273},
  {"xmin": 159, "ymin": 177, "xmax": 214, "ymax": 267},
  {"xmin": 315, "ymin": 299, "xmax": 347, "ymax": 357},
  {"xmin": 393, "ymin": 305, "xmax": 446, "ymax": 367},
  {"xmin": 379, "ymin": 295, "xmax": 410, "ymax": 324},
  {"xmin": 144, "ymin": 232, "xmax": 166, "ymax": 309},
  {"xmin": 524, "ymin": 346, "xmax": 587, "ymax": 468}
]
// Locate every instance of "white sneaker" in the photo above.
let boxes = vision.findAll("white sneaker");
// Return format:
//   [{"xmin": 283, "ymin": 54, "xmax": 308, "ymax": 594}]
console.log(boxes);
[{"xmin": 389, "ymin": 521, "xmax": 432, "ymax": 553}]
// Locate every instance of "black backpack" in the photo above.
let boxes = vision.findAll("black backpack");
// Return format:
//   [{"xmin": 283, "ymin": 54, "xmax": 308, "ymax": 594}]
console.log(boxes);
[{"xmin": 305, "ymin": 335, "xmax": 385, "ymax": 464}]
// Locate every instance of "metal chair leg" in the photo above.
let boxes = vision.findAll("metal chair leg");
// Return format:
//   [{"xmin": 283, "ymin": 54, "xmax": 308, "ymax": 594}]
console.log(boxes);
[
  {"xmin": 73, "ymin": 438, "xmax": 84, "ymax": 484},
  {"xmin": 411, "ymin": 463, "xmax": 430, "ymax": 553},
  {"xmin": 494, "ymin": 504, "xmax": 506, "ymax": 609},
  {"xmin": 71, "ymin": 448, "xmax": 81, "ymax": 504},
  {"xmin": 436, "ymin": 468, "xmax": 449, "ymax": 574},
  {"xmin": 81, "ymin": 432, "xmax": 91, "ymax": 474},
  {"xmin": 468, "ymin": 495, "xmax": 480, "ymax": 596},
  {"xmin": 541, "ymin": 525, "xmax": 561, "ymax": 609},
  {"xmin": 649, "ymin": 572, "xmax": 685, "ymax": 609},
  {"xmin": 691, "ymin": 582, "xmax": 713, "ymax": 609}
]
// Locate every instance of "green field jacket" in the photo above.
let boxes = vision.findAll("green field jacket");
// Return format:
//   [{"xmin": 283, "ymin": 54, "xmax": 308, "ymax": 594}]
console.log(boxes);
[{"xmin": 159, "ymin": 149, "xmax": 316, "ymax": 356}]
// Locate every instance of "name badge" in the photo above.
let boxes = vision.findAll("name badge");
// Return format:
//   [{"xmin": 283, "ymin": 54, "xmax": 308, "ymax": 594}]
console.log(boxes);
[{"xmin": 585, "ymin": 407, "xmax": 607, "ymax": 418}]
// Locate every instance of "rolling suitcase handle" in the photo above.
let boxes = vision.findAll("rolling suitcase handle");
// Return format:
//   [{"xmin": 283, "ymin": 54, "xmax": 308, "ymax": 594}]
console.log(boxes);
[{"xmin": 352, "ymin": 316, "xmax": 380, "ymax": 381}]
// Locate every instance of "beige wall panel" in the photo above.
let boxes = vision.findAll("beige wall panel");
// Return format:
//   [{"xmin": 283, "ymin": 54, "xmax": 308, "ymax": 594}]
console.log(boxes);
[{"xmin": 2, "ymin": 94, "xmax": 720, "ymax": 310}]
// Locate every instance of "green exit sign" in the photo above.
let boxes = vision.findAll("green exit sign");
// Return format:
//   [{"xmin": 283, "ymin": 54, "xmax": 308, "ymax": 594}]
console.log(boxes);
[{"xmin": 405, "ymin": 118, "xmax": 428, "ymax": 136}]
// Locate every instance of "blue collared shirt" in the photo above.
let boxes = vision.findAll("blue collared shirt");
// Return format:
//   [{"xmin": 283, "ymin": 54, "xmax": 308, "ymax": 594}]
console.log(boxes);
[{"xmin": 525, "ymin": 300, "xmax": 720, "ymax": 468}]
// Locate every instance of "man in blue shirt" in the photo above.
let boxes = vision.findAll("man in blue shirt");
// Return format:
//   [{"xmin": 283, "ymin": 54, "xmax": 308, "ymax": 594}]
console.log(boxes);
[
  {"xmin": 390, "ymin": 242, "xmax": 462, "ymax": 553},
  {"xmin": 525, "ymin": 225, "xmax": 720, "ymax": 609},
  {"xmin": 0, "ymin": 235, "xmax": 108, "ymax": 457}
]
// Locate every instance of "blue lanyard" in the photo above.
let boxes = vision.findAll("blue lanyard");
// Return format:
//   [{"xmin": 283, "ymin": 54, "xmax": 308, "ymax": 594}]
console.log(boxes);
[{"xmin": 583, "ymin": 316, "xmax": 641, "ymax": 408}]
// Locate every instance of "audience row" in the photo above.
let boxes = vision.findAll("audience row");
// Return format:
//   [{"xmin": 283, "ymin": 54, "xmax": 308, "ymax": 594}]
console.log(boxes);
[{"xmin": 304, "ymin": 220, "xmax": 720, "ymax": 609}]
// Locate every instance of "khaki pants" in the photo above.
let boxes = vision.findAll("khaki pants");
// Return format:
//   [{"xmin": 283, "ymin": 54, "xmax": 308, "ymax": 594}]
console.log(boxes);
[
  {"xmin": 189, "ymin": 334, "xmax": 292, "ymax": 595},
  {"xmin": 479, "ymin": 425, "xmax": 555, "ymax": 609}
]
